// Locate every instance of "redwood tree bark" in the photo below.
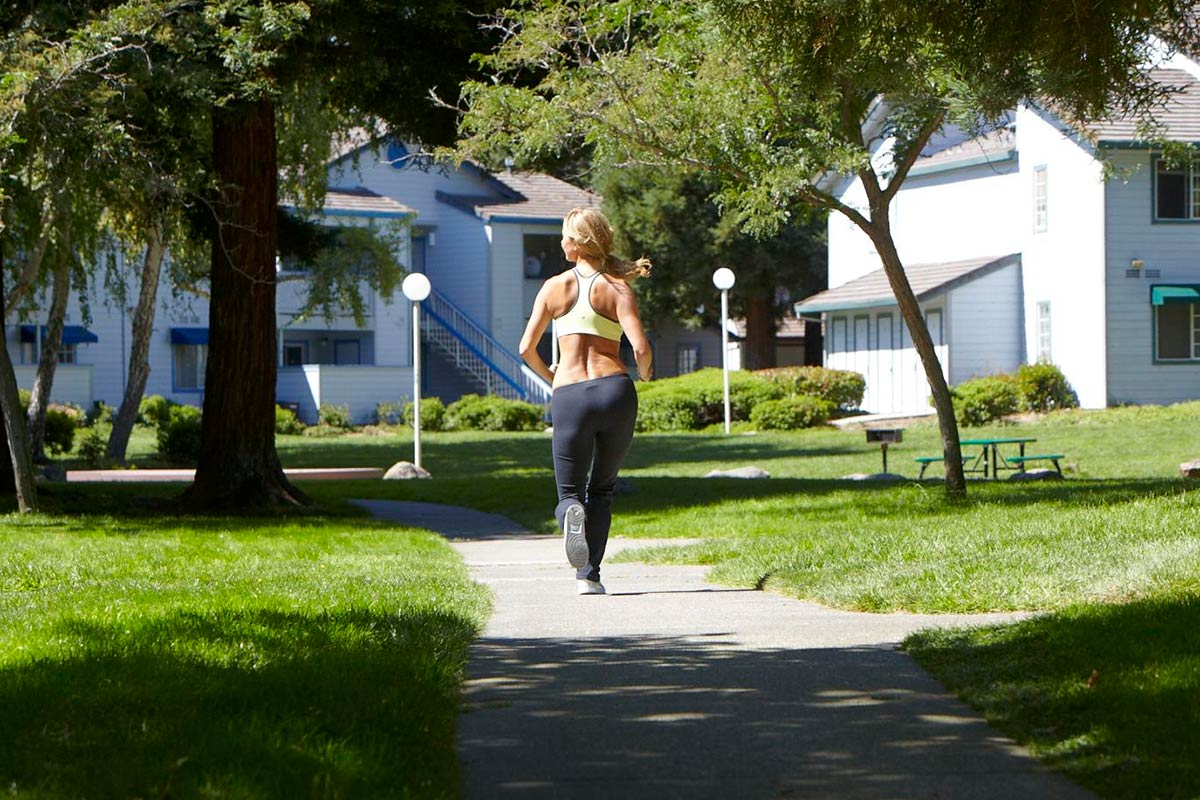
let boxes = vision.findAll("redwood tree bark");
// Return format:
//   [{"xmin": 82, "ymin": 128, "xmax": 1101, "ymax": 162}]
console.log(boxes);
[
  {"xmin": 107, "ymin": 220, "xmax": 164, "ymax": 462},
  {"xmin": 181, "ymin": 100, "xmax": 307, "ymax": 509},
  {"xmin": 742, "ymin": 291, "xmax": 777, "ymax": 370}
]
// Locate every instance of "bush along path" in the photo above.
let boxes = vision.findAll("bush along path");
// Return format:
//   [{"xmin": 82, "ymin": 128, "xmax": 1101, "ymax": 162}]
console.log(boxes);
[{"xmin": 362, "ymin": 499, "xmax": 1094, "ymax": 800}]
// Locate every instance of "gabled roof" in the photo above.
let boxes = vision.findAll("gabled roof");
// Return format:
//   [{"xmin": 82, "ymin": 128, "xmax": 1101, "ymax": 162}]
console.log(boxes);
[
  {"xmin": 727, "ymin": 315, "xmax": 809, "ymax": 340},
  {"xmin": 1088, "ymin": 68, "xmax": 1200, "ymax": 143},
  {"xmin": 283, "ymin": 187, "xmax": 415, "ymax": 218},
  {"xmin": 438, "ymin": 171, "xmax": 601, "ymax": 223},
  {"xmin": 793, "ymin": 254, "xmax": 1021, "ymax": 315},
  {"xmin": 909, "ymin": 128, "xmax": 1017, "ymax": 176}
]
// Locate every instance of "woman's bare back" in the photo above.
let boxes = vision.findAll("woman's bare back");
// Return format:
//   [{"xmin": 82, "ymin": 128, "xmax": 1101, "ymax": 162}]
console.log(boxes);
[{"xmin": 547, "ymin": 270, "xmax": 629, "ymax": 387}]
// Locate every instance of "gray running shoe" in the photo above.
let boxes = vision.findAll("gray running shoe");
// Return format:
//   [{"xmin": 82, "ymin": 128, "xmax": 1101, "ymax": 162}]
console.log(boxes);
[
  {"xmin": 562, "ymin": 502, "xmax": 589, "ymax": 568},
  {"xmin": 577, "ymin": 579, "xmax": 606, "ymax": 595}
]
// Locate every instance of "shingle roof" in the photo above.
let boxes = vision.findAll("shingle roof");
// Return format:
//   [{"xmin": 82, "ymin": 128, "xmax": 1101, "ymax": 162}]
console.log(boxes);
[
  {"xmin": 793, "ymin": 254, "xmax": 1021, "ymax": 315},
  {"xmin": 1088, "ymin": 68, "xmax": 1200, "ymax": 142},
  {"xmin": 283, "ymin": 187, "xmax": 415, "ymax": 217},
  {"xmin": 439, "ymin": 171, "xmax": 601, "ymax": 222},
  {"xmin": 728, "ymin": 315, "xmax": 810, "ymax": 339},
  {"xmin": 910, "ymin": 128, "xmax": 1016, "ymax": 174}
]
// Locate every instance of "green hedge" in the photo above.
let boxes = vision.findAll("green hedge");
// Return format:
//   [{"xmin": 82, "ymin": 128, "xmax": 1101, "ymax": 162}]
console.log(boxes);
[
  {"xmin": 445, "ymin": 394, "xmax": 544, "ymax": 432},
  {"xmin": 951, "ymin": 364, "xmax": 1079, "ymax": 426},
  {"xmin": 403, "ymin": 397, "xmax": 447, "ymax": 431},
  {"xmin": 156, "ymin": 405, "xmax": 203, "ymax": 465},
  {"xmin": 634, "ymin": 366, "xmax": 861, "ymax": 432},
  {"xmin": 749, "ymin": 396, "xmax": 834, "ymax": 430}
]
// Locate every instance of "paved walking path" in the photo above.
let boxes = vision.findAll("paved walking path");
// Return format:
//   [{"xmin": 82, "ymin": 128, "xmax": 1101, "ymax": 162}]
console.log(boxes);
[{"xmin": 359, "ymin": 500, "xmax": 1092, "ymax": 800}]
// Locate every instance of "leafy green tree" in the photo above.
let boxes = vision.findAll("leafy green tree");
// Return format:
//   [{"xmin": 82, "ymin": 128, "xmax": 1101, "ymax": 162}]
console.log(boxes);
[
  {"xmin": 457, "ymin": 0, "xmax": 1198, "ymax": 495},
  {"xmin": 596, "ymin": 165, "xmax": 824, "ymax": 369}
]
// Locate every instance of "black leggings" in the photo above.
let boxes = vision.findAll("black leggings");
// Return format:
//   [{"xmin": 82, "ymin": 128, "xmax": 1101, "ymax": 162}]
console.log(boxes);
[{"xmin": 551, "ymin": 373, "xmax": 638, "ymax": 581}]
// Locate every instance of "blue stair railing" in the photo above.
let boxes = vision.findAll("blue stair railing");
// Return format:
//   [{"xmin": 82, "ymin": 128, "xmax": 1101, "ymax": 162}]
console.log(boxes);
[{"xmin": 421, "ymin": 288, "xmax": 552, "ymax": 404}]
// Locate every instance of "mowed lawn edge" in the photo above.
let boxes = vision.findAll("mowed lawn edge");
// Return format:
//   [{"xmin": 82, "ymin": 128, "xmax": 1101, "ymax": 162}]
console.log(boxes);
[{"xmin": 0, "ymin": 486, "xmax": 491, "ymax": 799}]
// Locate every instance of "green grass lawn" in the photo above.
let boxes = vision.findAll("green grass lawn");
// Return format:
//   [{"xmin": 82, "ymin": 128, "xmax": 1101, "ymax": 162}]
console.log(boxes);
[
  {"xmin": 0, "ymin": 485, "xmax": 489, "ymax": 798},
  {"xmin": 22, "ymin": 401, "xmax": 1200, "ymax": 797}
]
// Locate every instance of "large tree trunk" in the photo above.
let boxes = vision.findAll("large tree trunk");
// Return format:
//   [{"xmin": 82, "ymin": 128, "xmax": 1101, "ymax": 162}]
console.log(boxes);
[
  {"xmin": 870, "ymin": 230, "xmax": 966, "ymax": 496},
  {"xmin": 742, "ymin": 291, "xmax": 777, "ymax": 370},
  {"xmin": 181, "ymin": 100, "xmax": 307, "ymax": 510},
  {"xmin": 107, "ymin": 221, "xmax": 164, "ymax": 462},
  {"xmin": 0, "ymin": 239, "xmax": 37, "ymax": 510},
  {"xmin": 27, "ymin": 245, "xmax": 71, "ymax": 462}
]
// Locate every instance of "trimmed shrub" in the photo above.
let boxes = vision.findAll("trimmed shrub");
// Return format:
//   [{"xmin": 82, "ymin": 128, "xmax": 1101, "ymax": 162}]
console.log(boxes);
[
  {"xmin": 403, "ymin": 397, "xmax": 446, "ymax": 431},
  {"xmin": 749, "ymin": 396, "xmax": 834, "ymax": 430},
  {"xmin": 139, "ymin": 395, "xmax": 173, "ymax": 428},
  {"xmin": 318, "ymin": 403, "xmax": 353, "ymax": 430},
  {"xmin": 75, "ymin": 424, "xmax": 109, "ymax": 468},
  {"xmin": 156, "ymin": 405, "xmax": 203, "ymax": 465},
  {"xmin": 755, "ymin": 366, "xmax": 867, "ymax": 410},
  {"xmin": 635, "ymin": 386, "xmax": 703, "ymax": 432},
  {"xmin": 445, "ymin": 394, "xmax": 544, "ymax": 431},
  {"xmin": 42, "ymin": 408, "xmax": 77, "ymax": 455},
  {"xmin": 951, "ymin": 376, "xmax": 1021, "ymax": 427},
  {"xmin": 1014, "ymin": 363, "xmax": 1079, "ymax": 413},
  {"xmin": 86, "ymin": 402, "xmax": 112, "ymax": 426},
  {"xmin": 375, "ymin": 401, "xmax": 404, "ymax": 425},
  {"xmin": 275, "ymin": 405, "xmax": 305, "ymax": 435}
]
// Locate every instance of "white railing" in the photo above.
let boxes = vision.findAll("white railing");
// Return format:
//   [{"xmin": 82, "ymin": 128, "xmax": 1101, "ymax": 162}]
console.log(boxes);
[{"xmin": 421, "ymin": 288, "xmax": 552, "ymax": 404}]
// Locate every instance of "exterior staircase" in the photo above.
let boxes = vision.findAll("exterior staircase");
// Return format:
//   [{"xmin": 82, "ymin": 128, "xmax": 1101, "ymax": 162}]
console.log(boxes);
[{"xmin": 421, "ymin": 288, "xmax": 552, "ymax": 404}]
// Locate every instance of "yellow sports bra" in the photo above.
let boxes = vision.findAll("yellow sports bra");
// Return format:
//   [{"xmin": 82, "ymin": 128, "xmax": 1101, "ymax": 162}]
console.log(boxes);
[{"xmin": 555, "ymin": 269, "xmax": 624, "ymax": 341}]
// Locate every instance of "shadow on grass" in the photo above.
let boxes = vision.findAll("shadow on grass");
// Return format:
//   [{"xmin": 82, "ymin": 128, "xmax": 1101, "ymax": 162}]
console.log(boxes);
[
  {"xmin": 905, "ymin": 594, "xmax": 1200, "ymax": 799},
  {"xmin": 0, "ymin": 607, "xmax": 477, "ymax": 798}
]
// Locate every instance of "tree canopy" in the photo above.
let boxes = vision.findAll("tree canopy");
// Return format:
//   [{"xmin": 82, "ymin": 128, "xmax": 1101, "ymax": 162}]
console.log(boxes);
[{"xmin": 457, "ymin": 0, "xmax": 1199, "ymax": 494}]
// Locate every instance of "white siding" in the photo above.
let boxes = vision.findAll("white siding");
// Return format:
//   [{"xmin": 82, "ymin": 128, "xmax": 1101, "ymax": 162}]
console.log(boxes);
[
  {"xmin": 1016, "ymin": 105, "xmax": 1109, "ymax": 408},
  {"xmin": 945, "ymin": 261, "xmax": 1024, "ymax": 383},
  {"xmin": 10, "ymin": 365, "xmax": 93, "ymax": 407},
  {"xmin": 277, "ymin": 364, "xmax": 412, "ymax": 425},
  {"xmin": 1103, "ymin": 148, "xmax": 1200, "ymax": 404}
]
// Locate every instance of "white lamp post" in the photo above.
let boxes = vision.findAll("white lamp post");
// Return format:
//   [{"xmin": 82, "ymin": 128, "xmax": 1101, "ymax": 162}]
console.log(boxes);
[
  {"xmin": 402, "ymin": 273, "xmax": 432, "ymax": 469},
  {"xmin": 712, "ymin": 267, "xmax": 736, "ymax": 434}
]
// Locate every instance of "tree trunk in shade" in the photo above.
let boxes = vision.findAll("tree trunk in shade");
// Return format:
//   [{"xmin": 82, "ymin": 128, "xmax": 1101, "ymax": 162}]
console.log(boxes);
[
  {"xmin": 742, "ymin": 291, "xmax": 777, "ymax": 370},
  {"xmin": 181, "ymin": 100, "xmax": 308, "ymax": 509},
  {"xmin": 27, "ymin": 244, "xmax": 71, "ymax": 463},
  {"xmin": 107, "ymin": 220, "xmax": 165, "ymax": 462},
  {"xmin": 0, "ymin": 243, "xmax": 36, "ymax": 509}
]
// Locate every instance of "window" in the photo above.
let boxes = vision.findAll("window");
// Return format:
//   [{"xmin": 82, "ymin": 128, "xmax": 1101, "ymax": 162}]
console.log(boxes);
[
  {"xmin": 524, "ymin": 234, "xmax": 568, "ymax": 280},
  {"xmin": 57, "ymin": 344, "xmax": 77, "ymax": 364},
  {"xmin": 1033, "ymin": 165, "xmax": 1048, "ymax": 232},
  {"xmin": 174, "ymin": 345, "xmax": 207, "ymax": 390},
  {"xmin": 283, "ymin": 341, "xmax": 307, "ymax": 366},
  {"xmin": 676, "ymin": 343, "xmax": 700, "ymax": 375},
  {"xmin": 830, "ymin": 316, "xmax": 848, "ymax": 353},
  {"xmin": 1036, "ymin": 301, "xmax": 1052, "ymax": 362},
  {"xmin": 1155, "ymin": 303, "xmax": 1200, "ymax": 360},
  {"xmin": 1154, "ymin": 158, "xmax": 1200, "ymax": 220}
]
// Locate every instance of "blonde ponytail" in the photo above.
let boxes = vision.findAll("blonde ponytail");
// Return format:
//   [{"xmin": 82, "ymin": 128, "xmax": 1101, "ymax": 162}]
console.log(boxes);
[
  {"xmin": 604, "ymin": 254, "xmax": 652, "ymax": 280},
  {"xmin": 563, "ymin": 206, "xmax": 653, "ymax": 281}
]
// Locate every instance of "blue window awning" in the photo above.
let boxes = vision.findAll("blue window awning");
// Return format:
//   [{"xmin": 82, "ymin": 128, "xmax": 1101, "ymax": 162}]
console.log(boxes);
[
  {"xmin": 18, "ymin": 324, "xmax": 98, "ymax": 345},
  {"xmin": 170, "ymin": 327, "xmax": 209, "ymax": 346},
  {"xmin": 1150, "ymin": 285, "xmax": 1200, "ymax": 305}
]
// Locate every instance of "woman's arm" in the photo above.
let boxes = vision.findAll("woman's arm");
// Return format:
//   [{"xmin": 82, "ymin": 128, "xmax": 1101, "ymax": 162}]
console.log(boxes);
[
  {"xmin": 614, "ymin": 283, "xmax": 653, "ymax": 381},
  {"xmin": 518, "ymin": 283, "xmax": 556, "ymax": 384}
]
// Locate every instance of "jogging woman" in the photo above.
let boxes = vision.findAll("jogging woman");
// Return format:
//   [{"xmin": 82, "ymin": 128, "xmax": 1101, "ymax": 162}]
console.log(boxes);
[{"xmin": 518, "ymin": 207, "xmax": 653, "ymax": 595}]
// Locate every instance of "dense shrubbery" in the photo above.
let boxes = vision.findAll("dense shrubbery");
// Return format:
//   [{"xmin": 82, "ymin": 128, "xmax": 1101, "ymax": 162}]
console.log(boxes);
[
  {"xmin": 950, "ymin": 363, "xmax": 1079, "ymax": 426},
  {"xmin": 445, "ymin": 394, "xmax": 544, "ymax": 431},
  {"xmin": 375, "ymin": 401, "xmax": 404, "ymax": 425},
  {"xmin": 156, "ymin": 405, "xmax": 203, "ymax": 465},
  {"xmin": 635, "ymin": 366, "xmax": 861, "ymax": 432},
  {"xmin": 403, "ymin": 397, "xmax": 446, "ymax": 431},
  {"xmin": 1014, "ymin": 363, "xmax": 1079, "ymax": 413},
  {"xmin": 749, "ymin": 396, "xmax": 834, "ymax": 430},
  {"xmin": 42, "ymin": 407, "xmax": 77, "ymax": 455},
  {"xmin": 275, "ymin": 405, "xmax": 306, "ymax": 435},
  {"xmin": 138, "ymin": 395, "xmax": 173, "ymax": 428},
  {"xmin": 318, "ymin": 403, "xmax": 353, "ymax": 429}
]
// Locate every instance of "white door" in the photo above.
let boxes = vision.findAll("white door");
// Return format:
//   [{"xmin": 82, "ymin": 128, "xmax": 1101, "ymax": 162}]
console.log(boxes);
[{"xmin": 876, "ymin": 314, "xmax": 895, "ymax": 414}]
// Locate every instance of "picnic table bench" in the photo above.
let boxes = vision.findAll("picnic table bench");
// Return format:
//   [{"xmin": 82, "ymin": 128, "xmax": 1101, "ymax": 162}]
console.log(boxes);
[{"xmin": 915, "ymin": 437, "xmax": 1064, "ymax": 479}]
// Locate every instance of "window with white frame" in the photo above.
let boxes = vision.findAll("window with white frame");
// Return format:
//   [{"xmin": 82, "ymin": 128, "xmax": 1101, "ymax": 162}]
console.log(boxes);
[
  {"xmin": 1033, "ymin": 165, "xmax": 1048, "ymax": 232},
  {"xmin": 1154, "ymin": 158, "xmax": 1200, "ymax": 220},
  {"xmin": 173, "ymin": 344, "xmax": 207, "ymax": 390},
  {"xmin": 675, "ymin": 343, "xmax": 700, "ymax": 375},
  {"xmin": 1155, "ymin": 302, "xmax": 1200, "ymax": 360},
  {"xmin": 1036, "ymin": 301, "xmax": 1052, "ymax": 362}
]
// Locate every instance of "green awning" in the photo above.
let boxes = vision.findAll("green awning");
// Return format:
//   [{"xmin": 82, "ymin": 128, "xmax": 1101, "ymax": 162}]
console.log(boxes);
[{"xmin": 1150, "ymin": 285, "xmax": 1200, "ymax": 305}]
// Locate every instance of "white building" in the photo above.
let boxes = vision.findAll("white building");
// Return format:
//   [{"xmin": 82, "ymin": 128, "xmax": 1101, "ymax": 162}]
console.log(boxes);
[{"xmin": 796, "ymin": 56, "xmax": 1200, "ymax": 414}]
